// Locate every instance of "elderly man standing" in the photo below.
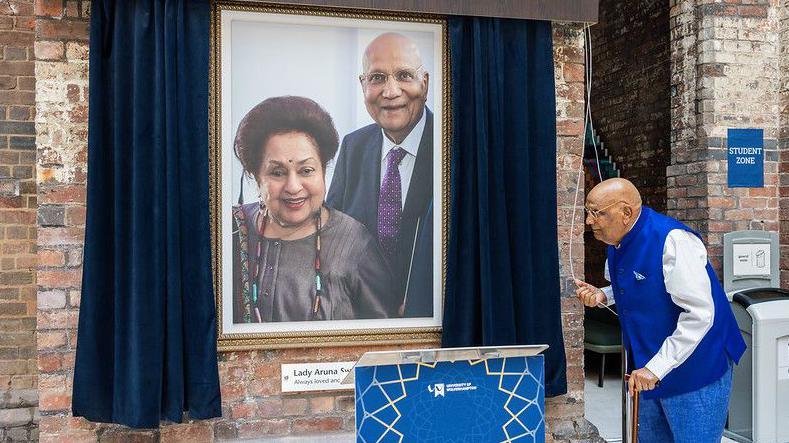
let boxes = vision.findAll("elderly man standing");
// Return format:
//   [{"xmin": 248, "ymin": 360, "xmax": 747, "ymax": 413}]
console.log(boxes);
[
  {"xmin": 327, "ymin": 32, "xmax": 433, "ymax": 318},
  {"xmin": 575, "ymin": 178, "xmax": 745, "ymax": 443}
]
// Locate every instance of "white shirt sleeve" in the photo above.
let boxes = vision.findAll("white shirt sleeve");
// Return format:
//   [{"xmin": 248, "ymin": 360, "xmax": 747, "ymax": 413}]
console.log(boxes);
[
  {"xmin": 645, "ymin": 229, "xmax": 715, "ymax": 380},
  {"xmin": 600, "ymin": 259, "xmax": 615, "ymax": 305}
]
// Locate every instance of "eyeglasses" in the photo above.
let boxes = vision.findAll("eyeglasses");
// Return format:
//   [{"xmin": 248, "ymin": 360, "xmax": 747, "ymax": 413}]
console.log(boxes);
[
  {"xmin": 359, "ymin": 66, "xmax": 425, "ymax": 87},
  {"xmin": 584, "ymin": 200, "xmax": 628, "ymax": 220}
]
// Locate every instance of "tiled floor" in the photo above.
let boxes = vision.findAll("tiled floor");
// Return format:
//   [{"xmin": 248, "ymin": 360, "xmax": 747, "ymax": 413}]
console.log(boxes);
[{"xmin": 584, "ymin": 359, "xmax": 737, "ymax": 443}]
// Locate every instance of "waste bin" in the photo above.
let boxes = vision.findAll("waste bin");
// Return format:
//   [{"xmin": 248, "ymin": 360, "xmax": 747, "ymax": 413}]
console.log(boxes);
[{"xmin": 725, "ymin": 287, "xmax": 789, "ymax": 443}]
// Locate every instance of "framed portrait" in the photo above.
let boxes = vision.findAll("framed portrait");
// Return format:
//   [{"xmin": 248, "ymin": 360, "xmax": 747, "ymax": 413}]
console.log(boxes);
[{"xmin": 210, "ymin": 2, "xmax": 449, "ymax": 350}]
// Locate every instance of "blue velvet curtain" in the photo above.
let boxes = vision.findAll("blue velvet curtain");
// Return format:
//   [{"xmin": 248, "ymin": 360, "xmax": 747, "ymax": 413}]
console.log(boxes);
[
  {"xmin": 443, "ymin": 17, "xmax": 568, "ymax": 396},
  {"xmin": 72, "ymin": 0, "xmax": 221, "ymax": 428}
]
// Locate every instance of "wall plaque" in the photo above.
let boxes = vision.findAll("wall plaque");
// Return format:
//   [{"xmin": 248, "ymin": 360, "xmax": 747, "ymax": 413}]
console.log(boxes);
[{"xmin": 281, "ymin": 361, "xmax": 355, "ymax": 393}]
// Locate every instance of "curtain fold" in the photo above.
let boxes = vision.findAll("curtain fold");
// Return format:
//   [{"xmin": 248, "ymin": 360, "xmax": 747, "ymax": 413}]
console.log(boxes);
[
  {"xmin": 72, "ymin": 0, "xmax": 221, "ymax": 428},
  {"xmin": 443, "ymin": 17, "xmax": 567, "ymax": 396}
]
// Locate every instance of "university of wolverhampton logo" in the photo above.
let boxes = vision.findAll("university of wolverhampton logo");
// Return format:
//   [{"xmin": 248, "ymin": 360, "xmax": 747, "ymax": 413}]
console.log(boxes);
[
  {"xmin": 633, "ymin": 271, "xmax": 646, "ymax": 281},
  {"xmin": 427, "ymin": 383, "xmax": 445, "ymax": 397}
]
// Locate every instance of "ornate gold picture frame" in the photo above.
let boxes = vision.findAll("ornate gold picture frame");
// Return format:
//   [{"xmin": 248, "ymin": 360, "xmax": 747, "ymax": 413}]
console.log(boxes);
[{"xmin": 209, "ymin": 2, "xmax": 449, "ymax": 350}]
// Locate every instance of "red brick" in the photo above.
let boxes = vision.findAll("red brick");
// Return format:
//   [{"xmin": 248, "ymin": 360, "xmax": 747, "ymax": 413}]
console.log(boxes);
[
  {"xmin": 0, "ymin": 196, "xmax": 25, "ymax": 209},
  {"xmin": 310, "ymin": 396, "xmax": 335, "ymax": 414},
  {"xmin": 68, "ymin": 104, "xmax": 87, "ymax": 122},
  {"xmin": 213, "ymin": 421, "xmax": 239, "ymax": 440},
  {"xmin": 65, "ymin": 2, "xmax": 78, "ymax": 18},
  {"xmin": 38, "ymin": 227, "xmax": 84, "ymax": 245},
  {"xmin": 37, "ymin": 269, "xmax": 81, "ymax": 288},
  {"xmin": 37, "ymin": 352, "xmax": 63, "ymax": 372},
  {"xmin": 39, "ymin": 433, "xmax": 97, "ymax": 443},
  {"xmin": 0, "ymin": 60, "xmax": 33, "ymax": 76},
  {"xmin": 15, "ymin": 17, "xmax": 35, "ymax": 32},
  {"xmin": 39, "ymin": 185, "xmax": 86, "ymax": 204},
  {"xmin": 38, "ymin": 249, "xmax": 65, "ymax": 267},
  {"xmin": 159, "ymin": 423, "xmax": 214, "ymax": 443},
  {"xmin": 65, "ymin": 206, "xmax": 85, "ymax": 225},
  {"xmin": 67, "ymin": 416, "xmax": 98, "ymax": 431},
  {"xmin": 556, "ymin": 119, "xmax": 583, "ymax": 136},
  {"xmin": 247, "ymin": 374, "xmax": 279, "ymax": 397},
  {"xmin": 0, "ymin": 75, "xmax": 15, "ymax": 89},
  {"xmin": 219, "ymin": 380, "xmax": 246, "ymax": 402},
  {"xmin": 229, "ymin": 400, "xmax": 258, "ymax": 419},
  {"xmin": 291, "ymin": 417, "xmax": 343, "ymax": 434},
  {"xmin": 0, "ymin": 31, "xmax": 34, "ymax": 47},
  {"xmin": 37, "ymin": 309, "xmax": 78, "ymax": 330},
  {"xmin": 38, "ymin": 416, "xmax": 67, "ymax": 434},
  {"xmin": 257, "ymin": 397, "xmax": 283, "ymax": 417},
  {"xmin": 237, "ymin": 419, "xmax": 289, "ymax": 438},
  {"xmin": 96, "ymin": 429, "xmax": 158, "ymax": 443},
  {"xmin": 562, "ymin": 63, "xmax": 584, "ymax": 82},
  {"xmin": 0, "ymin": 270, "xmax": 33, "ymax": 285},
  {"xmin": 738, "ymin": 5, "xmax": 768, "ymax": 17},
  {"xmin": 739, "ymin": 198, "xmax": 768, "ymax": 209},
  {"xmin": 282, "ymin": 397, "xmax": 308, "ymax": 416},
  {"xmin": 35, "ymin": 0, "xmax": 64, "ymax": 17},
  {"xmin": 0, "ymin": 302, "xmax": 27, "ymax": 315},
  {"xmin": 34, "ymin": 40, "xmax": 63, "ymax": 60},
  {"xmin": 38, "ymin": 391, "xmax": 71, "ymax": 411},
  {"xmin": 748, "ymin": 187, "xmax": 775, "ymax": 197},
  {"xmin": 0, "ymin": 91, "xmax": 34, "ymax": 108},
  {"xmin": 35, "ymin": 18, "xmax": 88, "ymax": 41}
]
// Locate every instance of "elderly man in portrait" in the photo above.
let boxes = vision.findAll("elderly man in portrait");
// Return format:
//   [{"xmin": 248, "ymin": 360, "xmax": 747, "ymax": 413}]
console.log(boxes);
[{"xmin": 327, "ymin": 32, "xmax": 433, "ymax": 318}]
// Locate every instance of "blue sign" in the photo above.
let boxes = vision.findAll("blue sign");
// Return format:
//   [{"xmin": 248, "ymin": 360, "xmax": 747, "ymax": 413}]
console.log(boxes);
[
  {"xmin": 355, "ymin": 356, "xmax": 545, "ymax": 442},
  {"xmin": 727, "ymin": 128, "xmax": 764, "ymax": 188}
]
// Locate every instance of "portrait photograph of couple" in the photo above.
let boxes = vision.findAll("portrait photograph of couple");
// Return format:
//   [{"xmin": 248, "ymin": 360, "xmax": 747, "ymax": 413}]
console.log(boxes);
[{"xmin": 214, "ymin": 5, "xmax": 446, "ymax": 346}]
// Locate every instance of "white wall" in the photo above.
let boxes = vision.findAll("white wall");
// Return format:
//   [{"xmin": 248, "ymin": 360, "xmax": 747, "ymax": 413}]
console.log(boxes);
[{"xmin": 228, "ymin": 17, "xmax": 437, "ymax": 203}]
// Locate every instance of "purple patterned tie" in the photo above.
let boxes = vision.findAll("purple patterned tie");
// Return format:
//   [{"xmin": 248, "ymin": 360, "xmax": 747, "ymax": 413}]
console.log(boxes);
[{"xmin": 378, "ymin": 147, "xmax": 407, "ymax": 260}]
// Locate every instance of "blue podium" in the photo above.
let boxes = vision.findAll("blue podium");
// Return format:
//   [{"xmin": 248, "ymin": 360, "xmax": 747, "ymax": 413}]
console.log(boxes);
[{"xmin": 346, "ymin": 345, "xmax": 548, "ymax": 443}]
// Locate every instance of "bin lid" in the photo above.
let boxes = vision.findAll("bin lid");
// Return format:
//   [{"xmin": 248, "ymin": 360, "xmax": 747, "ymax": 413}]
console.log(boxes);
[{"xmin": 732, "ymin": 287, "xmax": 789, "ymax": 308}]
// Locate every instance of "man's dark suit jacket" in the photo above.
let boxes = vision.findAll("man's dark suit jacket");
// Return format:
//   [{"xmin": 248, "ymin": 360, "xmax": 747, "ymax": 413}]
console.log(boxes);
[{"xmin": 327, "ymin": 109, "xmax": 433, "ymax": 318}]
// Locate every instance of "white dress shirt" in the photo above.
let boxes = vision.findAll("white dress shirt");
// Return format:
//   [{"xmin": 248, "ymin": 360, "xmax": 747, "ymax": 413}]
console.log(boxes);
[
  {"xmin": 601, "ymin": 229, "xmax": 715, "ymax": 380},
  {"xmin": 379, "ymin": 110, "xmax": 427, "ymax": 209}
]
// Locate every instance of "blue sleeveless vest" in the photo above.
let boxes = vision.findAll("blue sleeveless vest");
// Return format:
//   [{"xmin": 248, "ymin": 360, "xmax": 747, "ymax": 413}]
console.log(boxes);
[{"xmin": 607, "ymin": 207, "xmax": 746, "ymax": 399}]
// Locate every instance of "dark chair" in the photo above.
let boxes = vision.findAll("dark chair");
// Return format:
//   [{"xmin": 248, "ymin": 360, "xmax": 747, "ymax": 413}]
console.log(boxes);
[{"xmin": 584, "ymin": 305, "xmax": 621, "ymax": 387}]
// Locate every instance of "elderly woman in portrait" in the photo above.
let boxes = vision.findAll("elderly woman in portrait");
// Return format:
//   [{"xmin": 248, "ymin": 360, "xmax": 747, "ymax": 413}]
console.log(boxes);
[{"xmin": 232, "ymin": 96, "xmax": 393, "ymax": 323}]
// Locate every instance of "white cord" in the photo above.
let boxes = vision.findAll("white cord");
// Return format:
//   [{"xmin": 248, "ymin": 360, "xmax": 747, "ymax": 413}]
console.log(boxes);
[
  {"xmin": 568, "ymin": 23, "xmax": 598, "ymax": 283},
  {"xmin": 586, "ymin": 26, "xmax": 602, "ymax": 183},
  {"xmin": 569, "ymin": 23, "xmax": 616, "ymax": 318}
]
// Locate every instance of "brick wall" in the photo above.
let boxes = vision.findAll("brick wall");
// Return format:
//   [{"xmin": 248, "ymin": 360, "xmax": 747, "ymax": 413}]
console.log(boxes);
[
  {"xmin": 34, "ymin": 1, "xmax": 89, "ymax": 442},
  {"xmin": 585, "ymin": 0, "xmax": 670, "ymax": 287},
  {"xmin": 30, "ymin": 3, "xmax": 594, "ymax": 440},
  {"xmin": 779, "ymin": 0, "xmax": 789, "ymax": 286},
  {"xmin": 590, "ymin": 0, "xmax": 671, "ymax": 211},
  {"xmin": 0, "ymin": 0, "xmax": 38, "ymax": 441},
  {"xmin": 669, "ymin": 0, "xmax": 783, "ymax": 275},
  {"xmin": 551, "ymin": 24, "xmax": 600, "ymax": 442}
]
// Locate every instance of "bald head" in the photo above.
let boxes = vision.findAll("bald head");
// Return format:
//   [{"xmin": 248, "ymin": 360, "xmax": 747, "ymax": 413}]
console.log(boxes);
[
  {"xmin": 359, "ymin": 32, "xmax": 429, "ymax": 144},
  {"xmin": 587, "ymin": 178, "xmax": 642, "ymax": 209},
  {"xmin": 585, "ymin": 178, "xmax": 643, "ymax": 246},
  {"xmin": 362, "ymin": 32, "xmax": 423, "ymax": 73}
]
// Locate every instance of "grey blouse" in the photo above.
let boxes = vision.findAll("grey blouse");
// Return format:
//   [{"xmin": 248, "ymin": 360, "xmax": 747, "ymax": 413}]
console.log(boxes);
[{"xmin": 234, "ymin": 204, "xmax": 393, "ymax": 322}]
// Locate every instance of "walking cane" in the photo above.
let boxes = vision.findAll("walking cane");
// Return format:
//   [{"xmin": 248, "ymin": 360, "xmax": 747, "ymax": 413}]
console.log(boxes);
[{"xmin": 624, "ymin": 374, "xmax": 640, "ymax": 443}]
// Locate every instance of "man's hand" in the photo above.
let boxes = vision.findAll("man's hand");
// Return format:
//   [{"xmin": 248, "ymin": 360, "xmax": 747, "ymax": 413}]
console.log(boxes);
[
  {"xmin": 628, "ymin": 367, "xmax": 659, "ymax": 396},
  {"xmin": 574, "ymin": 279, "xmax": 607, "ymax": 307}
]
